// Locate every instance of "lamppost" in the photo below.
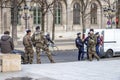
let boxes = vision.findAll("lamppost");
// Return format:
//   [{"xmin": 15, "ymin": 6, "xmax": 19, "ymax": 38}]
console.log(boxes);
[
  {"xmin": 19, "ymin": 4, "xmax": 33, "ymax": 29},
  {"xmin": 103, "ymin": 5, "xmax": 116, "ymax": 28}
]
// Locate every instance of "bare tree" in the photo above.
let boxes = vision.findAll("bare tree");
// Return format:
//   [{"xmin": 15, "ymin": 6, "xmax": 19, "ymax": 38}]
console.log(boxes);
[
  {"xmin": 102, "ymin": 0, "xmax": 117, "ymax": 28},
  {"xmin": 48, "ymin": 0, "xmax": 65, "ymax": 40},
  {"xmin": 31, "ymin": 0, "xmax": 59, "ymax": 32},
  {"xmin": 79, "ymin": 0, "xmax": 101, "ymax": 38},
  {"xmin": 0, "ymin": 0, "xmax": 27, "ymax": 45}
]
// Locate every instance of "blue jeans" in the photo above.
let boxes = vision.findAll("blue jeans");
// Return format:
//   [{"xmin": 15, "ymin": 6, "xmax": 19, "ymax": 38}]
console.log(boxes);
[
  {"xmin": 78, "ymin": 47, "xmax": 84, "ymax": 60},
  {"xmin": 96, "ymin": 45, "xmax": 100, "ymax": 56}
]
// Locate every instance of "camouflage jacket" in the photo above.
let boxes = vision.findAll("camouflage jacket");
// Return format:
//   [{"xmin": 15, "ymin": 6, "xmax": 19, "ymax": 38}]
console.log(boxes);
[
  {"xmin": 88, "ymin": 34, "xmax": 97, "ymax": 48},
  {"xmin": 23, "ymin": 34, "xmax": 33, "ymax": 48},
  {"xmin": 31, "ymin": 31, "xmax": 48, "ymax": 47}
]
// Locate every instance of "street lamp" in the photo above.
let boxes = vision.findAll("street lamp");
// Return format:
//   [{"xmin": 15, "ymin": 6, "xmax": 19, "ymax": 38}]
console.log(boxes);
[
  {"xmin": 19, "ymin": 4, "xmax": 33, "ymax": 29},
  {"xmin": 103, "ymin": 6, "xmax": 116, "ymax": 28},
  {"xmin": 24, "ymin": 4, "xmax": 29, "ymax": 29}
]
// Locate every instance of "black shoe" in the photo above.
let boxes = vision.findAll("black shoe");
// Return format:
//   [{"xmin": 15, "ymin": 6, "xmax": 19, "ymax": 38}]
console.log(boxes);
[{"xmin": 97, "ymin": 59, "xmax": 100, "ymax": 61}]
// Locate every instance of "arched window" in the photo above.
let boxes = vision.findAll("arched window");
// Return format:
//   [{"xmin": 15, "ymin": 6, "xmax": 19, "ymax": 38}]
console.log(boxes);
[
  {"xmin": 73, "ymin": 3, "xmax": 80, "ymax": 24},
  {"xmin": 33, "ymin": 7, "xmax": 41, "ymax": 25},
  {"xmin": 54, "ymin": 2, "xmax": 62, "ymax": 24},
  {"xmin": 91, "ymin": 3, "xmax": 97, "ymax": 24}
]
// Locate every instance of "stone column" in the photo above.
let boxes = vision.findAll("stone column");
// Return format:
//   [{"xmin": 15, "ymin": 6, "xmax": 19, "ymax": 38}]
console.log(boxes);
[{"xmin": 66, "ymin": 4, "xmax": 73, "ymax": 31}]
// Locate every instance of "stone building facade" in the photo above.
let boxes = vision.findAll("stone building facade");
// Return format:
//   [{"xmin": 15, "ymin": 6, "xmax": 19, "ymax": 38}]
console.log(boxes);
[{"xmin": 0, "ymin": 0, "xmax": 118, "ymax": 39}]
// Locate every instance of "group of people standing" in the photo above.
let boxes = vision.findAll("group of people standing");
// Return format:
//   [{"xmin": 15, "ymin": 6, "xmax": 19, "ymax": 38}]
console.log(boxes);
[
  {"xmin": 75, "ymin": 29, "xmax": 102, "ymax": 61},
  {"xmin": 23, "ymin": 26, "xmax": 55, "ymax": 64},
  {"xmin": 0, "ymin": 27, "xmax": 54, "ymax": 64},
  {"xmin": 0, "ymin": 27, "xmax": 102, "ymax": 64}
]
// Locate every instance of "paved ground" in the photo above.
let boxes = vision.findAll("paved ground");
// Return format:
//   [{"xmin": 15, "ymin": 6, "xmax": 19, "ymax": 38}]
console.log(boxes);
[
  {"xmin": 1, "ymin": 35, "xmax": 120, "ymax": 80},
  {"xmin": 13, "ymin": 48, "xmax": 120, "ymax": 64},
  {"xmin": 33, "ymin": 50, "xmax": 78, "ymax": 64},
  {"xmin": 0, "ymin": 60, "xmax": 120, "ymax": 80}
]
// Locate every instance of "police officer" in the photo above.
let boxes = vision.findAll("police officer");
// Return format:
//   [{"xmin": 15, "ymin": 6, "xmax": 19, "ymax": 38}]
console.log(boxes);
[
  {"xmin": 88, "ymin": 29, "xmax": 100, "ymax": 61},
  {"xmin": 23, "ymin": 30, "xmax": 34, "ymax": 64},
  {"xmin": 31, "ymin": 26, "xmax": 55, "ymax": 64},
  {"xmin": 75, "ymin": 32, "xmax": 84, "ymax": 61}
]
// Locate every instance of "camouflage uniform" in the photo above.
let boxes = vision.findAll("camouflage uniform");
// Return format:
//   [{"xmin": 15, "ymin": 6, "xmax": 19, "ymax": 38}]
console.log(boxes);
[
  {"xmin": 88, "ymin": 34, "xmax": 100, "ymax": 61},
  {"xmin": 23, "ymin": 34, "xmax": 34, "ymax": 64},
  {"xmin": 31, "ymin": 30, "xmax": 55, "ymax": 64}
]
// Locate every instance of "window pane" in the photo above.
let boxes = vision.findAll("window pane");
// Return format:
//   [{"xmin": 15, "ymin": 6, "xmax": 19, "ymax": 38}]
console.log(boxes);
[
  {"xmin": 33, "ymin": 7, "xmax": 41, "ymax": 25},
  {"xmin": 73, "ymin": 3, "xmax": 80, "ymax": 24},
  {"xmin": 55, "ymin": 17, "xmax": 57, "ymax": 24},
  {"xmin": 34, "ymin": 17, "xmax": 36, "ymax": 24},
  {"xmin": 58, "ymin": 17, "xmax": 61, "ymax": 24},
  {"xmin": 38, "ymin": 17, "xmax": 41, "ymax": 24},
  {"xmin": 54, "ymin": 2, "xmax": 62, "ymax": 25},
  {"xmin": 38, "ymin": 12, "xmax": 41, "ymax": 16},
  {"xmin": 58, "ymin": 11, "xmax": 61, "ymax": 16}
]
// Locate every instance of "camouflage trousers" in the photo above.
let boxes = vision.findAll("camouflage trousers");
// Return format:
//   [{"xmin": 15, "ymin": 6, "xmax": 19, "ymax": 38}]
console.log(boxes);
[
  {"xmin": 88, "ymin": 47, "xmax": 100, "ymax": 61},
  {"xmin": 24, "ymin": 48, "xmax": 34, "ymax": 64},
  {"xmin": 36, "ymin": 46, "xmax": 55, "ymax": 64}
]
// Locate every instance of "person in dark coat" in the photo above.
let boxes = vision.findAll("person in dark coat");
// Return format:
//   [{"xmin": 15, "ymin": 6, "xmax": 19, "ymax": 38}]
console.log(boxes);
[
  {"xmin": 45, "ymin": 33, "xmax": 54, "ymax": 44},
  {"xmin": 84, "ymin": 32, "xmax": 90, "ymax": 59},
  {"xmin": 95, "ymin": 32, "xmax": 101, "ymax": 56},
  {"xmin": 75, "ymin": 32, "xmax": 84, "ymax": 61},
  {"xmin": 0, "ymin": 31, "xmax": 14, "ymax": 53}
]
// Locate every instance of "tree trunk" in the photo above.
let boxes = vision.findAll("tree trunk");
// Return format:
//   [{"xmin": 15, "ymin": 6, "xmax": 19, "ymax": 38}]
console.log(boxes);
[
  {"xmin": 11, "ymin": 0, "xmax": 18, "ymax": 45},
  {"xmin": 82, "ymin": 13, "xmax": 85, "ymax": 39},
  {"xmin": 41, "ymin": 13, "xmax": 45, "ymax": 32},
  {"xmin": 41, "ymin": 1, "xmax": 45, "ymax": 32},
  {"xmin": 52, "ymin": 13, "xmax": 55, "ymax": 40}
]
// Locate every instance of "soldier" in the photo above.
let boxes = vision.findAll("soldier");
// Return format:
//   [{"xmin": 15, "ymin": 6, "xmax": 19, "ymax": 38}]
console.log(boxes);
[
  {"xmin": 88, "ymin": 29, "xmax": 100, "ymax": 61},
  {"xmin": 23, "ymin": 30, "xmax": 34, "ymax": 64},
  {"xmin": 31, "ymin": 26, "xmax": 55, "ymax": 64},
  {"xmin": 75, "ymin": 32, "xmax": 84, "ymax": 61}
]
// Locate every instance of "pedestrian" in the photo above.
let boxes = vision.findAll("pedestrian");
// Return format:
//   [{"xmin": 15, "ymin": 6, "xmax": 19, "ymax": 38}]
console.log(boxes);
[
  {"xmin": 95, "ymin": 32, "xmax": 101, "ymax": 57},
  {"xmin": 23, "ymin": 30, "xmax": 34, "ymax": 64},
  {"xmin": 31, "ymin": 26, "xmax": 55, "ymax": 64},
  {"xmin": 88, "ymin": 29, "xmax": 100, "ymax": 61},
  {"xmin": 45, "ymin": 33, "xmax": 54, "ymax": 45},
  {"xmin": 0, "ymin": 31, "xmax": 14, "ymax": 53},
  {"xmin": 84, "ymin": 32, "xmax": 90, "ymax": 59},
  {"xmin": 75, "ymin": 32, "xmax": 84, "ymax": 61}
]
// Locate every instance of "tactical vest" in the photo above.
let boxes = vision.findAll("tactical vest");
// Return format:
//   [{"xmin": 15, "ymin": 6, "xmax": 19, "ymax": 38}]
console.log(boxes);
[
  {"xmin": 35, "ymin": 32, "xmax": 42, "ymax": 40},
  {"xmin": 33, "ymin": 31, "xmax": 44, "ymax": 44}
]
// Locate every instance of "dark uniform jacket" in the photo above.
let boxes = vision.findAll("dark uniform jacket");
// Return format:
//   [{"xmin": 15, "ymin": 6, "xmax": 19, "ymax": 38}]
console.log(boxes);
[
  {"xmin": 84, "ymin": 36, "xmax": 90, "ymax": 47},
  {"xmin": 75, "ymin": 37, "xmax": 83, "ymax": 49}
]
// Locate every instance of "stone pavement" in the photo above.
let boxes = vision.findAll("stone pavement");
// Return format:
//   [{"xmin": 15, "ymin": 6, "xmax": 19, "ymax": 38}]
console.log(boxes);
[{"xmin": 0, "ymin": 60, "xmax": 120, "ymax": 80}]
